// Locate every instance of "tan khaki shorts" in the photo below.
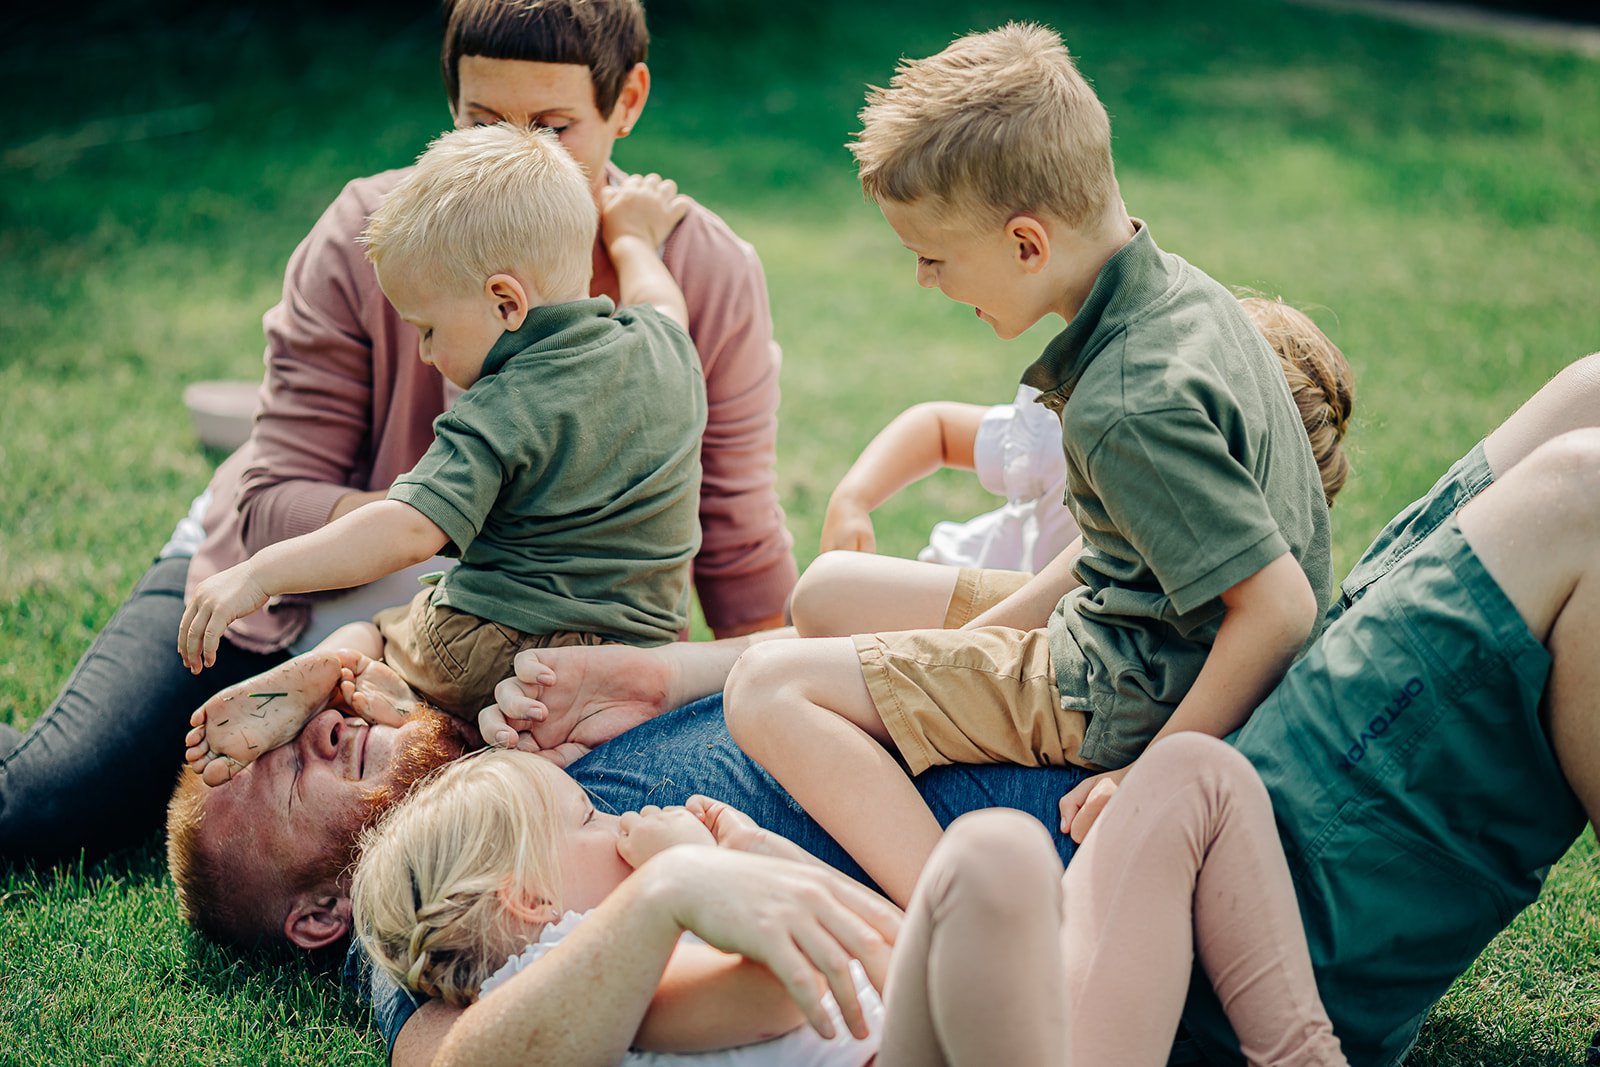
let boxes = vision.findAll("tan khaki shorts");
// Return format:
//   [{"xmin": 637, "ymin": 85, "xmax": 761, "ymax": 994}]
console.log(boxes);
[
  {"xmin": 856, "ymin": 567, "xmax": 1093, "ymax": 776},
  {"xmin": 374, "ymin": 588, "xmax": 606, "ymax": 719}
]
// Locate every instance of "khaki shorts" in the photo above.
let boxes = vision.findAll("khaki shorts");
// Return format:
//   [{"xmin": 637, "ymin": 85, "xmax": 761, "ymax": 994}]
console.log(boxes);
[
  {"xmin": 855, "ymin": 567, "xmax": 1094, "ymax": 776},
  {"xmin": 374, "ymin": 588, "xmax": 606, "ymax": 719}
]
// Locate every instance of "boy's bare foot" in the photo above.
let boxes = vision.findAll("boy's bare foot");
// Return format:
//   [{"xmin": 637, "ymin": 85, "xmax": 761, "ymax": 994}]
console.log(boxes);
[
  {"xmin": 484, "ymin": 644, "xmax": 678, "ymax": 760},
  {"xmin": 184, "ymin": 650, "xmax": 348, "ymax": 786},
  {"xmin": 336, "ymin": 652, "xmax": 424, "ymax": 727}
]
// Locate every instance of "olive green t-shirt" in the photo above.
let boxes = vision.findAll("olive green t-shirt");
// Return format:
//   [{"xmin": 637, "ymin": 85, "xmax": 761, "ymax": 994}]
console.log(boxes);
[
  {"xmin": 1022, "ymin": 223, "xmax": 1333, "ymax": 769},
  {"xmin": 388, "ymin": 297, "xmax": 706, "ymax": 645}
]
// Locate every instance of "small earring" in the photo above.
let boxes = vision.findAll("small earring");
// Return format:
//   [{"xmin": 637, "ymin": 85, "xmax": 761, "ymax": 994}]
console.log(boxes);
[{"xmin": 617, "ymin": 126, "xmax": 632, "ymax": 137}]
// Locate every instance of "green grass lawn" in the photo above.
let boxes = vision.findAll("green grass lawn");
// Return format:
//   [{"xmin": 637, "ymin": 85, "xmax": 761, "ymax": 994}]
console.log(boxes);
[{"xmin": 3, "ymin": 0, "xmax": 1598, "ymax": 1061}]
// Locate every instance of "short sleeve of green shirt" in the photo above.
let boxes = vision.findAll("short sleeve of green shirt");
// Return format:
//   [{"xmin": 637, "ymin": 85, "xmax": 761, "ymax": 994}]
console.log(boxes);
[
  {"xmin": 388, "ymin": 418, "xmax": 512, "ymax": 558},
  {"xmin": 1084, "ymin": 407, "xmax": 1289, "ymax": 615}
]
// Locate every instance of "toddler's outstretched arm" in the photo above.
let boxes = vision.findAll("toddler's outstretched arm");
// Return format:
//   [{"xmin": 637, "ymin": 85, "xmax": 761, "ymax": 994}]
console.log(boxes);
[
  {"xmin": 178, "ymin": 499, "xmax": 448, "ymax": 672},
  {"xmin": 601, "ymin": 173, "xmax": 690, "ymax": 329},
  {"xmin": 822, "ymin": 401, "xmax": 985, "ymax": 553}
]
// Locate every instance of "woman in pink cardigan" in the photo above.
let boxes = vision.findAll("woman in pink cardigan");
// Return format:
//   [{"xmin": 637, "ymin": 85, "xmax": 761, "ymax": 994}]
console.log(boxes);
[{"xmin": 0, "ymin": 0, "xmax": 795, "ymax": 864}]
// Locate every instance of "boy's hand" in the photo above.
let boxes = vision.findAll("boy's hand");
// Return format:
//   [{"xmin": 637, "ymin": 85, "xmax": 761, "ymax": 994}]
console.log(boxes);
[
  {"xmin": 820, "ymin": 495, "xmax": 877, "ymax": 554},
  {"xmin": 600, "ymin": 173, "xmax": 689, "ymax": 252},
  {"xmin": 178, "ymin": 564, "xmax": 271, "ymax": 673},
  {"xmin": 617, "ymin": 805, "xmax": 716, "ymax": 868},
  {"xmin": 1058, "ymin": 766, "xmax": 1128, "ymax": 843}
]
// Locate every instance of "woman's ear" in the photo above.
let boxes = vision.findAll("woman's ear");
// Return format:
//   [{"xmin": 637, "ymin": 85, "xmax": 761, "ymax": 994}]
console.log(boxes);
[
  {"xmin": 485, "ymin": 274, "xmax": 530, "ymax": 331},
  {"xmin": 1006, "ymin": 214, "xmax": 1051, "ymax": 274},
  {"xmin": 611, "ymin": 63, "xmax": 651, "ymax": 137}
]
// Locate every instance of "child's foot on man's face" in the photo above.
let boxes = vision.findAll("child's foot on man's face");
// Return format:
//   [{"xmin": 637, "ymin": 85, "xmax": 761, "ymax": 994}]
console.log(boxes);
[
  {"xmin": 184, "ymin": 650, "xmax": 346, "ymax": 787},
  {"xmin": 335, "ymin": 652, "xmax": 424, "ymax": 727}
]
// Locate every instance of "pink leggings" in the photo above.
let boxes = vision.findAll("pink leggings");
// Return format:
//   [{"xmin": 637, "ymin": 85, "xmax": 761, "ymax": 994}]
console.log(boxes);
[{"xmin": 876, "ymin": 733, "xmax": 1347, "ymax": 1066}]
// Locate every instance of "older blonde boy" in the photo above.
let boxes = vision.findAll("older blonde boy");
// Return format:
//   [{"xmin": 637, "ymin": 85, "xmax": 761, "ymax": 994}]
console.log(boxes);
[
  {"xmin": 725, "ymin": 24, "xmax": 1334, "ymax": 906},
  {"xmin": 179, "ymin": 123, "xmax": 706, "ymax": 772}
]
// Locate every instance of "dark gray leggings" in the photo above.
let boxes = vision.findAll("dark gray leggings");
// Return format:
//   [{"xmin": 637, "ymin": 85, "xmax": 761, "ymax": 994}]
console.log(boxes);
[{"xmin": 0, "ymin": 555, "xmax": 285, "ymax": 864}]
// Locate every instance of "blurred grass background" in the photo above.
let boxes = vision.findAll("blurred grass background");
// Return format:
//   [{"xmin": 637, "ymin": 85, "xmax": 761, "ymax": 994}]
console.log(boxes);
[{"xmin": 1, "ymin": 0, "xmax": 1597, "ymax": 1061}]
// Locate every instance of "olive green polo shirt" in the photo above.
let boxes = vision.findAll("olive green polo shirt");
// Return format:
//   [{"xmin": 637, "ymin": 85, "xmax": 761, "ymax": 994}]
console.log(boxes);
[
  {"xmin": 1022, "ymin": 223, "xmax": 1333, "ymax": 769},
  {"xmin": 388, "ymin": 297, "xmax": 705, "ymax": 645}
]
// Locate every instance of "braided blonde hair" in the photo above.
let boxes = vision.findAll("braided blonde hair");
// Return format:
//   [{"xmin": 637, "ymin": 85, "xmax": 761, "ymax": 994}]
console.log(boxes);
[
  {"xmin": 351, "ymin": 749, "xmax": 566, "ymax": 1006},
  {"xmin": 1240, "ymin": 296, "xmax": 1356, "ymax": 507}
]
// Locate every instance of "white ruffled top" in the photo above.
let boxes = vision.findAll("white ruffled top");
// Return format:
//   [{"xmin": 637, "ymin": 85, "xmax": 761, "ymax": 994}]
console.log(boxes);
[{"xmin": 479, "ymin": 910, "xmax": 883, "ymax": 1067}]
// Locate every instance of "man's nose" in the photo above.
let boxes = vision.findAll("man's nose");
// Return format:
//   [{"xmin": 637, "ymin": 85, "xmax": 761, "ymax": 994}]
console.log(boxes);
[{"xmin": 301, "ymin": 707, "xmax": 344, "ymax": 761}]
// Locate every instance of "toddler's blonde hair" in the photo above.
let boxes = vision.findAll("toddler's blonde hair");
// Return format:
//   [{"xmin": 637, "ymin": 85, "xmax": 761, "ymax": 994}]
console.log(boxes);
[
  {"xmin": 351, "ymin": 749, "xmax": 566, "ymax": 1006},
  {"xmin": 362, "ymin": 123, "xmax": 596, "ymax": 303},
  {"xmin": 1241, "ymin": 296, "xmax": 1356, "ymax": 506},
  {"xmin": 851, "ymin": 22, "xmax": 1119, "ymax": 230}
]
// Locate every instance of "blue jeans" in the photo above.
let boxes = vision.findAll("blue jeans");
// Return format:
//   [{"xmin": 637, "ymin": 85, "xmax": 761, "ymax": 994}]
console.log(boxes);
[
  {"xmin": 0, "ymin": 555, "xmax": 287, "ymax": 863},
  {"xmin": 352, "ymin": 693, "xmax": 1090, "ymax": 1054}
]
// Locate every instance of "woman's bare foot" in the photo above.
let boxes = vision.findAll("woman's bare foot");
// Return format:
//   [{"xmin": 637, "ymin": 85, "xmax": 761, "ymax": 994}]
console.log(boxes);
[
  {"xmin": 336, "ymin": 652, "xmax": 424, "ymax": 726},
  {"xmin": 485, "ymin": 644, "xmax": 679, "ymax": 758},
  {"xmin": 184, "ymin": 650, "xmax": 350, "ymax": 786}
]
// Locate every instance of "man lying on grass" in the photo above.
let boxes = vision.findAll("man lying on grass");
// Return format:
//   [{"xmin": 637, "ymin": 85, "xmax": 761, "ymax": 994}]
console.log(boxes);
[{"xmin": 170, "ymin": 359, "xmax": 1600, "ymax": 1066}]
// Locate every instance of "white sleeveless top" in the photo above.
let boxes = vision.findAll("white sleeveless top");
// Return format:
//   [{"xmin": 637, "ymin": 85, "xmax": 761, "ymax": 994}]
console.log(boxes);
[
  {"xmin": 479, "ymin": 910, "xmax": 883, "ymax": 1067},
  {"xmin": 919, "ymin": 384, "xmax": 1079, "ymax": 574}
]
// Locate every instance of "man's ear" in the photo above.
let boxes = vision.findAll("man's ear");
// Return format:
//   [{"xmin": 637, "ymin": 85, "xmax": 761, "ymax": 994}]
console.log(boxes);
[
  {"xmin": 284, "ymin": 892, "xmax": 352, "ymax": 951},
  {"xmin": 1006, "ymin": 215, "xmax": 1051, "ymax": 274},
  {"xmin": 485, "ymin": 274, "xmax": 530, "ymax": 331},
  {"xmin": 610, "ymin": 63, "xmax": 651, "ymax": 137}
]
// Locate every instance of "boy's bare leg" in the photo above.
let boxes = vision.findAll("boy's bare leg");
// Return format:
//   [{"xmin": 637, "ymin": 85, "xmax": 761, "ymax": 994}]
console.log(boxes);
[
  {"xmin": 486, "ymin": 628, "xmax": 794, "ymax": 758},
  {"xmin": 790, "ymin": 551, "xmax": 962, "ymax": 637},
  {"xmin": 183, "ymin": 622, "xmax": 389, "ymax": 786},
  {"xmin": 725, "ymin": 637, "xmax": 943, "ymax": 907},
  {"xmin": 1458, "ymin": 428, "xmax": 1600, "ymax": 821}
]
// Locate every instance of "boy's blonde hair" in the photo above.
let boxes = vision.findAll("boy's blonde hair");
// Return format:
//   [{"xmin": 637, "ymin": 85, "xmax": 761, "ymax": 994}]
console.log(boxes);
[
  {"xmin": 362, "ymin": 123, "xmax": 596, "ymax": 302},
  {"xmin": 851, "ymin": 23, "xmax": 1118, "ymax": 230},
  {"xmin": 1241, "ymin": 296, "xmax": 1356, "ymax": 507},
  {"xmin": 351, "ymin": 749, "xmax": 566, "ymax": 1006}
]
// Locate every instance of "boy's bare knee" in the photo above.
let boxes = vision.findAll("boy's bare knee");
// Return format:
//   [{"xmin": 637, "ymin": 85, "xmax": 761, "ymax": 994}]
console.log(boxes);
[
  {"xmin": 724, "ymin": 641, "xmax": 801, "ymax": 746},
  {"xmin": 1520, "ymin": 428, "xmax": 1600, "ymax": 507}
]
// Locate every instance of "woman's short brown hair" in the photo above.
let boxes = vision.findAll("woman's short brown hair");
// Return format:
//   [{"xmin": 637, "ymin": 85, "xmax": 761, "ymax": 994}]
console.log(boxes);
[{"xmin": 441, "ymin": 0, "xmax": 649, "ymax": 116}]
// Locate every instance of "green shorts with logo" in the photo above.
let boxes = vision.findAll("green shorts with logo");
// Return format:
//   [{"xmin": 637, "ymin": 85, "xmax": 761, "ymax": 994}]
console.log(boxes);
[{"xmin": 1184, "ymin": 442, "xmax": 1589, "ymax": 1066}]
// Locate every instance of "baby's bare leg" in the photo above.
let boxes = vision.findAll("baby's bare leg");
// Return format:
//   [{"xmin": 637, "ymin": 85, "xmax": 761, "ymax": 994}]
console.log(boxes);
[
  {"xmin": 790, "ymin": 551, "xmax": 962, "ymax": 638},
  {"xmin": 184, "ymin": 649, "xmax": 354, "ymax": 786}
]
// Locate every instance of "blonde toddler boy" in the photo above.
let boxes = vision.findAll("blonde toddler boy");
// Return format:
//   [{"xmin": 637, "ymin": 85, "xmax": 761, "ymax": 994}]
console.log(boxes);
[{"xmin": 179, "ymin": 123, "xmax": 706, "ymax": 777}]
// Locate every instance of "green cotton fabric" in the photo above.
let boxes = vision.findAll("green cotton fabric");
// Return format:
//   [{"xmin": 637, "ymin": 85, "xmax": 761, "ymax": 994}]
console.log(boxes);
[
  {"xmin": 1183, "ymin": 444, "xmax": 1588, "ymax": 1066},
  {"xmin": 1022, "ymin": 223, "xmax": 1333, "ymax": 769},
  {"xmin": 388, "ymin": 297, "xmax": 705, "ymax": 645}
]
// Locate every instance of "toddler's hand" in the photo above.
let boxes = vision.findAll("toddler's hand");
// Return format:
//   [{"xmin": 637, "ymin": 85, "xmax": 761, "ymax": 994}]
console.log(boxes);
[
  {"xmin": 1058, "ymin": 767, "xmax": 1127, "ymax": 843},
  {"xmin": 178, "ymin": 563, "xmax": 270, "ymax": 673},
  {"xmin": 617, "ymin": 805, "xmax": 715, "ymax": 867},
  {"xmin": 820, "ymin": 496, "xmax": 877, "ymax": 554},
  {"xmin": 600, "ymin": 173, "xmax": 689, "ymax": 252}
]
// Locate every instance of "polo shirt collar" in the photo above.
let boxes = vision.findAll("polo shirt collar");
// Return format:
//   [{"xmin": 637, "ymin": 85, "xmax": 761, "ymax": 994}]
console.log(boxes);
[
  {"xmin": 1021, "ymin": 220, "xmax": 1178, "ymax": 402},
  {"xmin": 481, "ymin": 295, "xmax": 617, "ymax": 377}
]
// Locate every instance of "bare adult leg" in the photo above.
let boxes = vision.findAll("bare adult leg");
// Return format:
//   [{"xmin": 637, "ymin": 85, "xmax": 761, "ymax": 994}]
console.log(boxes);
[
  {"xmin": 1458, "ymin": 427, "xmax": 1600, "ymax": 822},
  {"xmin": 1481, "ymin": 353, "xmax": 1600, "ymax": 477},
  {"xmin": 724, "ymin": 638, "xmax": 943, "ymax": 906},
  {"xmin": 790, "ymin": 552, "xmax": 962, "ymax": 638}
]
